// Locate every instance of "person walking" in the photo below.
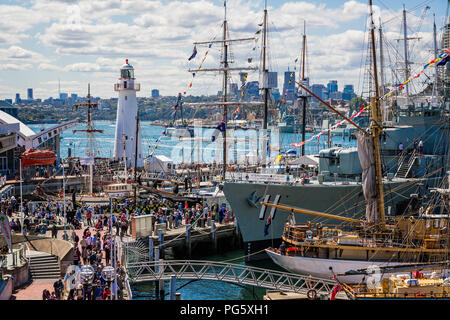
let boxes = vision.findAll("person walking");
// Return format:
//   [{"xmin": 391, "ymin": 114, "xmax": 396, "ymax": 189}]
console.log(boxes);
[
  {"xmin": 51, "ymin": 223, "xmax": 58, "ymax": 239},
  {"xmin": 418, "ymin": 139, "xmax": 423, "ymax": 155}
]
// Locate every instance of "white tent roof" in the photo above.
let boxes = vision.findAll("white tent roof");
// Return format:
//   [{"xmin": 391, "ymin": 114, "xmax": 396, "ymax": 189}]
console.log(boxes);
[{"xmin": 0, "ymin": 109, "xmax": 35, "ymax": 138}]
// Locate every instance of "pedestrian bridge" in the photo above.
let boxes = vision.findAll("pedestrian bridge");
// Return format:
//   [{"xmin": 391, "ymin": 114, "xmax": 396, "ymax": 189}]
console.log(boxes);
[{"xmin": 125, "ymin": 260, "xmax": 345, "ymax": 298}]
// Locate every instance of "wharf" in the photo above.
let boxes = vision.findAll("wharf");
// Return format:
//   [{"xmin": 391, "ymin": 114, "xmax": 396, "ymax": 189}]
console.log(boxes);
[{"xmin": 126, "ymin": 220, "xmax": 241, "ymax": 259}]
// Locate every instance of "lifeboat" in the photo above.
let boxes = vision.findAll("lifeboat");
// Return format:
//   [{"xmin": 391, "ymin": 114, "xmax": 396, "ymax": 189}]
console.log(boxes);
[{"xmin": 21, "ymin": 149, "xmax": 56, "ymax": 167}]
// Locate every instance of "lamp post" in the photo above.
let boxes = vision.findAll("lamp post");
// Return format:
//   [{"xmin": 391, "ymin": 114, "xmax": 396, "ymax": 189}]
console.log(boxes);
[
  {"xmin": 101, "ymin": 265, "xmax": 115, "ymax": 300},
  {"xmin": 79, "ymin": 265, "xmax": 94, "ymax": 300},
  {"xmin": 62, "ymin": 161, "xmax": 68, "ymax": 240}
]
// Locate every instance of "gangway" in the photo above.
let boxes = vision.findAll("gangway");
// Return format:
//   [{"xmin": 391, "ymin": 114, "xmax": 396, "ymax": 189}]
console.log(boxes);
[{"xmin": 125, "ymin": 260, "xmax": 344, "ymax": 298}]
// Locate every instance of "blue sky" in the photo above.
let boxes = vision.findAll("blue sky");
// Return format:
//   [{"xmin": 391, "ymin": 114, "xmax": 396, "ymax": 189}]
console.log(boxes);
[{"xmin": 0, "ymin": 0, "xmax": 447, "ymax": 100}]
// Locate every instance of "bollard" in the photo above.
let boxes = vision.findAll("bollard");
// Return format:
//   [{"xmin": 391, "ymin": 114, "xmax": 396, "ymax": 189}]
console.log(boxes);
[
  {"xmin": 169, "ymin": 276, "xmax": 176, "ymax": 300},
  {"xmin": 175, "ymin": 292, "xmax": 181, "ymax": 300},
  {"xmin": 211, "ymin": 221, "xmax": 217, "ymax": 252},
  {"xmin": 149, "ymin": 237, "xmax": 154, "ymax": 261}
]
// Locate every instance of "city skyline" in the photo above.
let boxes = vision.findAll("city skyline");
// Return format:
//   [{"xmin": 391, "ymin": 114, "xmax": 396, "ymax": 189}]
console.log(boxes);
[{"xmin": 0, "ymin": 0, "xmax": 447, "ymax": 100}]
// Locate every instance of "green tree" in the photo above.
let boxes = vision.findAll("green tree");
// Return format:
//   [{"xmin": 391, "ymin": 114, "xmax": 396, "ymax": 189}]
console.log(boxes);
[{"xmin": 349, "ymin": 96, "xmax": 367, "ymax": 113}]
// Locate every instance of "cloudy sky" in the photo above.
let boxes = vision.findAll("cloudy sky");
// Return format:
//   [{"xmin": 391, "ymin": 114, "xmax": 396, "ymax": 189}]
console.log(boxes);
[{"xmin": 0, "ymin": 0, "xmax": 447, "ymax": 100}]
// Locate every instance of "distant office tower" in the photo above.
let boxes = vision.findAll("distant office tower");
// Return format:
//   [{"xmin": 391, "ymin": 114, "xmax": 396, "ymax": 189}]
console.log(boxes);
[
  {"xmin": 27, "ymin": 88, "xmax": 33, "ymax": 100},
  {"xmin": 311, "ymin": 84, "xmax": 326, "ymax": 102},
  {"xmin": 246, "ymin": 81, "xmax": 259, "ymax": 98},
  {"xmin": 5, "ymin": 99, "xmax": 12, "ymax": 104},
  {"xmin": 271, "ymin": 88, "xmax": 281, "ymax": 101},
  {"xmin": 343, "ymin": 84, "xmax": 356, "ymax": 101},
  {"xmin": 268, "ymin": 72, "xmax": 278, "ymax": 89},
  {"xmin": 15, "ymin": 93, "xmax": 21, "ymax": 104},
  {"xmin": 113, "ymin": 59, "xmax": 143, "ymax": 168},
  {"xmin": 59, "ymin": 93, "xmax": 68, "ymax": 100},
  {"xmin": 151, "ymin": 89, "xmax": 160, "ymax": 98},
  {"xmin": 229, "ymin": 83, "xmax": 239, "ymax": 97},
  {"xmin": 327, "ymin": 80, "xmax": 338, "ymax": 93},
  {"xmin": 71, "ymin": 93, "xmax": 78, "ymax": 100},
  {"xmin": 282, "ymin": 71, "xmax": 295, "ymax": 101}
]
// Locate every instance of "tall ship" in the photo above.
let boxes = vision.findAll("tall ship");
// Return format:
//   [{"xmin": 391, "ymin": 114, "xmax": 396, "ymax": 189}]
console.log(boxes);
[{"xmin": 223, "ymin": 2, "xmax": 450, "ymax": 260}]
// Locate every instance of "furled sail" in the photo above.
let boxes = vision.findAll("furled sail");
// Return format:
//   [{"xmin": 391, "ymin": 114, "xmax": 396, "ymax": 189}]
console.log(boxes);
[{"xmin": 356, "ymin": 133, "xmax": 378, "ymax": 224}]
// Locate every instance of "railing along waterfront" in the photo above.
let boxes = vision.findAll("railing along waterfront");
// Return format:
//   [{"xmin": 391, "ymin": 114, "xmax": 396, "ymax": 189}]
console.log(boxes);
[{"xmin": 125, "ymin": 260, "xmax": 337, "ymax": 296}]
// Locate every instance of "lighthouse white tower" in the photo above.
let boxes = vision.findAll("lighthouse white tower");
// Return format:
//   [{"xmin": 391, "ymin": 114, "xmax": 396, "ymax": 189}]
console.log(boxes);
[{"xmin": 113, "ymin": 59, "xmax": 143, "ymax": 168}]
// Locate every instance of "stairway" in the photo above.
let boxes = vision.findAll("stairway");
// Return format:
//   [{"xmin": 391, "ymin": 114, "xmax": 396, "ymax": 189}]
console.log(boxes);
[
  {"xmin": 27, "ymin": 252, "xmax": 61, "ymax": 280},
  {"xmin": 395, "ymin": 151, "xmax": 417, "ymax": 178}
]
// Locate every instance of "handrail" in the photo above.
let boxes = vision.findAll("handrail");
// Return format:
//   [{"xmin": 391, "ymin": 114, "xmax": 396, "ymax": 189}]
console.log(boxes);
[{"xmin": 125, "ymin": 259, "xmax": 338, "ymax": 297}]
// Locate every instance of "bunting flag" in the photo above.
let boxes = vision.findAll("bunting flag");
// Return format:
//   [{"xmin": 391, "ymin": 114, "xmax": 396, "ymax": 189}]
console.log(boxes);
[
  {"xmin": 234, "ymin": 107, "xmax": 240, "ymax": 120},
  {"xmin": 383, "ymin": 48, "xmax": 450, "ymax": 100},
  {"xmin": 291, "ymin": 105, "xmax": 369, "ymax": 148},
  {"xmin": 275, "ymin": 154, "xmax": 283, "ymax": 163},
  {"xmin": 188, "ymin": 46, "xmax": 198, "ymax": 61}
]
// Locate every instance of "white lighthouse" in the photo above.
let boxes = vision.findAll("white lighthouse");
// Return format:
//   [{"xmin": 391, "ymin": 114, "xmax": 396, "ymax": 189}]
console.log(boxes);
[{"xmin": 113, "ymin": 59, "xmax": 143, "ymax": 168}]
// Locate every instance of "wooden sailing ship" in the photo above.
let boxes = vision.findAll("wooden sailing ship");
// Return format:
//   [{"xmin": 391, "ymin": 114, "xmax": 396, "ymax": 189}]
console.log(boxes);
[{"xmin": 263, "ymin": 0, "xmax": 450, "ymax": 287}]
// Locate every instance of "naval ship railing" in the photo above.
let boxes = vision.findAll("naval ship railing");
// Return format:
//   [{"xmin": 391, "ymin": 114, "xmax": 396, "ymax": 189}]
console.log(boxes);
[{"xmin": 125, "ymin": 260, "xmax": 338, "ymax": 296}]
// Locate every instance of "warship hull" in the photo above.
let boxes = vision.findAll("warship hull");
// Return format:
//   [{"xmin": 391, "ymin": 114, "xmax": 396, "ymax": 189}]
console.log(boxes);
[{"xmin": 223, "ymin": 178, "xmax": 434, "ymax": 260}]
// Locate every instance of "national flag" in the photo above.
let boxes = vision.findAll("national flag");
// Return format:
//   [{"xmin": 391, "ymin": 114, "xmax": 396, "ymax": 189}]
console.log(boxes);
[
  {"xmin": 188, "ymin": 46, "xmax": 198, "ymax": 61},
  {"xmin": 264, "ymin": 215, "xmax": 271, "ymax": 237},
  {"xmin": 212, "ymin": 120, "xmax": 226, "ymax": 142}
]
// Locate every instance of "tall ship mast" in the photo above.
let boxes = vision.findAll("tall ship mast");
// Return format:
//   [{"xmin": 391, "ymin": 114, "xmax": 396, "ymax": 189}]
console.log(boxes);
[
  {"xmin": 222, "ymin": 1, "xmax": 449, "ymax": 260},
  {"xmin": 73, "ymin": 84, "xmax": 103, "ymax": 194},
  {"xmin": 184, "ymin": 0, "xmax": 262, "ymax": 178}
]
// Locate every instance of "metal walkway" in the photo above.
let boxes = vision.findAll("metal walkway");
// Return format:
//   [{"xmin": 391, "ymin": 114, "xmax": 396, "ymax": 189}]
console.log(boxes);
[{"xmin": 125, "ymin": 260, "xmax": 339, "ymax": 297}]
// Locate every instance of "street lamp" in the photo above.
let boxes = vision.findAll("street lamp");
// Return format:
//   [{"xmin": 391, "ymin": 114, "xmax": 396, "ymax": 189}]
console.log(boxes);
[
  {"xmin": 102, "ymin": 266, "xmax": 115, "ymax": 300},
  {"xmin": 80, "ymin": 265, "xmax": 94, "ymax": 300}
]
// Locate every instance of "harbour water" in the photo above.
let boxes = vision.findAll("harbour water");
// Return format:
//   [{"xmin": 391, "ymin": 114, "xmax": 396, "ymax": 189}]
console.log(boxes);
[
  {"xmin": 27, "ymin": 120, "xmax": 357, "ymax": 300},
  {"xmin": 29, "ymin": 120, "xmax": 357, "ymax": 163},
  {"xmin": 131, "ymin": 249, "xmax": 286, "ymax": 300}
]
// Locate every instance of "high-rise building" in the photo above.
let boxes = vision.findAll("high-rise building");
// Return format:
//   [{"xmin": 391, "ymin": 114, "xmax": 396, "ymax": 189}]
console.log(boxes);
[
  {"xmin": 59, "ymin": 93, "xmax": 68, "ymax": 100},
  {"xmin": 311, "ymin": 84, "xmax": 327, "ymax": 102},
  {"xmin": 343, "ymin": 84, "xmax": 356, "ymax": 101},
  {"xmin": 15, "ymin": 93, "xmax": 21, "ymax": 104},
  {"xmin": 151, "ymin": 89, "xmax": 160, "ymax": 98},
  {"xmin": 229, "ymin": 83, "xmax": 239, "ymax": 97},
  {"xmin": 27, "ymin": 88, "xmax": 33, "ymax": 100},
  {"xmin": 282, "ymin": 71, "xmax": 295, "ymax": 101},
  {"xmin": 268, "ymin": 72, "xmax": 278, "ymax": 89},
  {"xmin": 246, "ymin": 81, "xmax": 259, "ymax": 99},
  {"xmin": 71, "ymin": 93, "xmax": 78, "ymax": 100},
  {"xmin": 327, "ymin": 80, "xmax": 338, "ymax": 93}
]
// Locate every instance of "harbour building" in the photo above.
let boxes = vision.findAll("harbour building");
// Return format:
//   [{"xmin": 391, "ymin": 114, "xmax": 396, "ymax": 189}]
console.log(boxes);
[{"xmin": 0, "ymin": 100, "xmax": 76, "ymax": 177}]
